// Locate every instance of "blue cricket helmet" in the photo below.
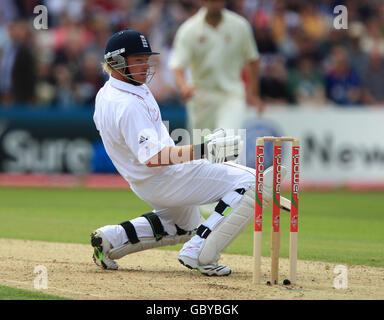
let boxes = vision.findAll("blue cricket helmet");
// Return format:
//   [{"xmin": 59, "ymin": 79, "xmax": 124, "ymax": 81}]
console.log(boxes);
[{"xmin": 104, "ymin": 29, "xmax": 159, "ymax": 60}]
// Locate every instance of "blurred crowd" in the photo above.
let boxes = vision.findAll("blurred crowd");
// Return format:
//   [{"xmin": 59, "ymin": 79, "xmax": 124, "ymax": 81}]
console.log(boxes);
[{"xmin": 1, "ymin": 0, "xmax": 384, "ymax": 109}]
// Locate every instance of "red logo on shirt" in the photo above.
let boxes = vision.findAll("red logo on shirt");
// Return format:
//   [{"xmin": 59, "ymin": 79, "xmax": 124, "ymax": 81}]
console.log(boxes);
[{"xmin": 152, "ymin": 106, "xmax": 160, "ymax": 122}]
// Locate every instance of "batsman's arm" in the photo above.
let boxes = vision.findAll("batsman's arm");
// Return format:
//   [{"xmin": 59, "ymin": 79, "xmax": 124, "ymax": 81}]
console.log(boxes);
[
  {"xmin": 146, "ymin": 135, "xmax": 242, "ymax": 167},
  {"xmin": 145, "ymin": 143, "xmax": 210, "ymax": 167},
  {"xmin": 146, "ymin": 145, "xmax": 193, "ymax": 167}
]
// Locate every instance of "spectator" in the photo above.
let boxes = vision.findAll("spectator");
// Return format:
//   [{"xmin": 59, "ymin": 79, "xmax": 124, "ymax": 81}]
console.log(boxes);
[
  {"xmin": 299, "ymin": 1, "xmax": 329, "ymax": 41},
  {"xmin": 35, "ymin": 57, "xmax": 56, "ymax": 106},
  {"xmin": 271, "ymin": 0, "xmax": 301, "ymax": 46},
  {"xmin": 360, "ymin": 16, "xmax": 384, "ymax": 57},
  {"xmin": 1, "ymin": 0, "xmax": 384, "ymax": 110},
  {"xmin": 288, "ymin": 56, "xmax": 326, "ymax": 106},
  {"xmin": 324, "ymin": 45, "xmax": 364, "ymax": 106},
  {"xmin": 254, "ymin": 25, "xmax": 278, "ymax": 55},
  {"xmin": 83, "ymin": 12, "xmax": 111, "ymax": 60},
  {"xmin": 318, "ymin": 28, "xmax": 350, "ymax": 61},
  {"xmin": 361, "ymin": 50, "xmax": 384, "ymax": 106},
  {"xmin": 0, "ymin": 0, "xmax": 19, "ymax": 24},
  {"xmin": 357, "ymin": 0, "xmax": 376, "ymax": 22},
  {"xmin": 102, "ymin": 0, "xmax": 137, "ymax": 32},
  {"xmin": 44, "ymin": 0, "xmax": 86, "ymax": 26},
  {"xmin": 0, "ymin": 18, "xmax": 36, "ymax": 105},
  {"xmin": 260, "ymin": 56, "xmax": 294, "ymax": 105},
  {"xmin": 293, "ymin": 28, "xmax": 323, "ymax": 63},
  {"xmin": 52, "ymin": 14, "xmax": 93, "ymax": 73},
  {"xmin": 74, "ymin": 51, "xmax": 105, "ymax": 105},
  {"xmin": 346, "ymin": 22, "xmax": 368, "ymax": 77},
  {"xmin": 52, "ymin": 64, "xmax": 76, "ymax": 107}
]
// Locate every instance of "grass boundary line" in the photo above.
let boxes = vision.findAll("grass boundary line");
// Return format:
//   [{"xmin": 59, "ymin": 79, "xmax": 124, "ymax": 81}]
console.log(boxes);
[{"xmin": 0, "ymin": 279, "xmax": 104, "ymax": 299}]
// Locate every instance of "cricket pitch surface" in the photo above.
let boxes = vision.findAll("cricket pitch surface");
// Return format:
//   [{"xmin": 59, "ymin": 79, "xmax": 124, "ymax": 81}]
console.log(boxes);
[{"xmin": 0, "ymin": 239, "xmax": 383, "ymax": 300}]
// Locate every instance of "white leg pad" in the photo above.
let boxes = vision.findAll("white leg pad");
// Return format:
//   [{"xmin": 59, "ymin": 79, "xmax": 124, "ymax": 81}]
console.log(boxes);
[
  {"xmin": 198, "ymin": 185, "xmax": 255, "ymax": 265},
  {"xmin": 109, "ymin": 232, "xmax": 194, "ymax": 260},
  {"xmin": 222, "ymin": 163, "xmax": 288, "ymax": 209},
  {"xmin": 197, "ymin": 165, "xmax": 290, "ymax": 265}
]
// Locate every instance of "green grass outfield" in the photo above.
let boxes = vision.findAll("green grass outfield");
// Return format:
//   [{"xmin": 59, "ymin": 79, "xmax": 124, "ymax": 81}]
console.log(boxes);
[
  {"xmin": 1, "ymin": 187, "xmax": 383, "ymax": 299},
  {"xmin": 0, "ymin": 285, "xmax": 70, "ymax": 300},
  {"xmin": 0, "ymin": 187, "xmax": 383, "ymax": 268}
]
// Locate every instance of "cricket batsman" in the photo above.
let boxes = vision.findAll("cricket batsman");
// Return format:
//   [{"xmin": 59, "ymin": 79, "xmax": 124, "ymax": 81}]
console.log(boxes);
[{"xmin": 91, "ymin": 29, "xmax": 288, "ymax": 276}]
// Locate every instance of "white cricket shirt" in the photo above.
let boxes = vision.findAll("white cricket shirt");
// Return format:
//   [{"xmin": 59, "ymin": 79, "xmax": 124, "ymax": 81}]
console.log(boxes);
[
  {"xmin": 169, "ymin": 7, "xmax": 260, "ymax": 94},
  {"xmin": 94, "ymin": 76, "xmax": 175, "ymax": 183}
]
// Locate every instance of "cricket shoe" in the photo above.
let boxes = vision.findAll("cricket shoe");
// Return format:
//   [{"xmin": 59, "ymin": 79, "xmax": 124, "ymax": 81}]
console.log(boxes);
[
  {"xmin": 178, "ymin": 235, "xmax": 231, "ymax": 276},
  {"xmin": 178, "ymin": 255, "xmax": 231, "ymax": 276},
  {"xmin": 91, "ymin": 230, "xmax": 118, "ymax": 270}
]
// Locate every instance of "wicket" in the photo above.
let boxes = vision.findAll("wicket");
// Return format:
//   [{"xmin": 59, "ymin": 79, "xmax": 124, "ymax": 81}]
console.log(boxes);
[{"xmin": 253, "ymin": 136, "xmax": 300, "ymax": 285}]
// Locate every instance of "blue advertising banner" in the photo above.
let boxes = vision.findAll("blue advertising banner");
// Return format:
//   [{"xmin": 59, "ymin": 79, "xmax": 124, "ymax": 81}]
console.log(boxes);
[{"xmin": 0, "ymin": 105, "xmax": 186, "ymax": 174}]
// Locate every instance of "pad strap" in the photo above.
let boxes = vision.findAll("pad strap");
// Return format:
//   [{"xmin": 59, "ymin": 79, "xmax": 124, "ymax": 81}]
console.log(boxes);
[
  {"xmin": 196, "ymin": 225, "xmax": 211, "ymax": 239},
  {"xmin": 235, "ymin": 188, "xmax": 246, "ymax": 195},
  {"xmin": 215, "ymin": 199, "xmax": 234, "ymax": 216},
  {"xmin": 121, "ymin": 214, "xmax": 187, "ymax": 244},
  {"xmin": 198, "ymin": 188, "xmax": 248, "ymax": 239},
  {"xmin": 142, "ymin": 212, "xmax": 168, "ymax": 241},
  {"xmin": 120, "ymin": 220, "xmax": 140, "ymax": 244},
  {"xmin": 215, "ymin": 189, "xmax": 246, "ymax": 216},
  {"xmin": 198, "ymin": 186, "xmax": 255, "ymax": 265}
]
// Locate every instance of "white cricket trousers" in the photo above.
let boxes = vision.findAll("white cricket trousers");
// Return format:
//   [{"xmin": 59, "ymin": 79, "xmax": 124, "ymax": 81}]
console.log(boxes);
[{"xmin": 130, "ymin": 160, "xmax": 255, "ymax": 235}]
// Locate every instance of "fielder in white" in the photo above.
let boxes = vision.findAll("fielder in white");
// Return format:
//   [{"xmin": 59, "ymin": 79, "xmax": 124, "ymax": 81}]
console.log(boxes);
[
  {"xmin": 169, "ymin": 0, "xmax": 264, "ymax": 133},
  {"xmin": 91, "ymin": 29, "xmax": 289, "ymax": 276}
]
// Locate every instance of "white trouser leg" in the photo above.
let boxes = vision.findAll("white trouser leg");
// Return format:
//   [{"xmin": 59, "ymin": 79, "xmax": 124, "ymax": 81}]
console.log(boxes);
[
  {"xmin": 105, "ymin": 162, "xmax": 254, "ymax": 261},
  {"xmin": 179, "ymin": 189, "xmax": 244, "ymax": 260},
  {"xmin": 181, "ymin": 165, "xmax": 288, "ymax": 265}
]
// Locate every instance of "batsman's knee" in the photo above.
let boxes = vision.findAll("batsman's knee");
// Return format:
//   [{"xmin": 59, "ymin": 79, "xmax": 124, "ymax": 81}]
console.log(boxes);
[{"xmin": 109, "ymin": 212, "xmax": 196, "ymax": 260}]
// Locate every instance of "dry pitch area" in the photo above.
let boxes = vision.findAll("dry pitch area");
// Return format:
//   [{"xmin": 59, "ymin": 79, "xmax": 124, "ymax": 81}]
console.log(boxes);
[{"xmin": 0, "ymin": 238, "xmax": 383, "ymax": 300}]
